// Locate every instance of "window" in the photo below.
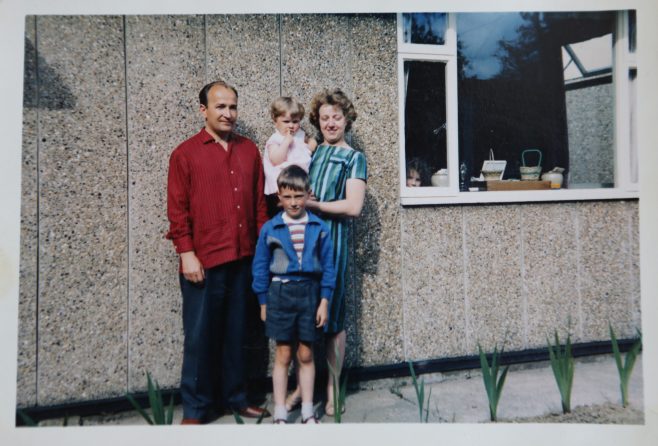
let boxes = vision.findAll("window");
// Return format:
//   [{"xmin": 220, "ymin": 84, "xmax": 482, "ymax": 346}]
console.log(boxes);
[{"xmin": 398, "ymin": 11, "xmax": 639, "ymax": 205}]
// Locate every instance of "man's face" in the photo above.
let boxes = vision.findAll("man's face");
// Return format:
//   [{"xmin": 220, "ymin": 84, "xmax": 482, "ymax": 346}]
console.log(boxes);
[
  {"xmin": 278, "ymin": 186, "xmax": 309, "ymax": 219},
  {"xmin": 200, "ymin": 86, "xmax": 238, "ymax": 138}
]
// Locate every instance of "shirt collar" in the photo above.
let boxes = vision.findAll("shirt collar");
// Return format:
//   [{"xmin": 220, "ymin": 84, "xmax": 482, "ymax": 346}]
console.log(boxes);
[
  {"xmin": 199, "ymin": 127, "xmax": 235, "ymax": 145},
  {"xmin": 272, "ymin": 210, "xmax": 322, "ymax": 227}
]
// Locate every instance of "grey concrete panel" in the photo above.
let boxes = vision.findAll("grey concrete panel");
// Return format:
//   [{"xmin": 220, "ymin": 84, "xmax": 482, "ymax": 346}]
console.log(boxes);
[
  {"xmin": 17, "ymin": 16, "xmax": 38, "ymax": 408},
  {"xmin": 125, "ymin": 15, "xmax": 206, "ymax": 391},
  {"xmin": 521, "ymin": 203, "xmax": 580, "ymax": 346},
  {"xmin": 629, "ymin": 201, "xmax": 641, "ymax": 332},
  {"xmin": 463, "ymin": 205, "xmax": 524, "ymax": 352},
  {"xmin": 36, "ymin": 16, "xmax": 128, "ymax": 404},
  {"xmin": 206, "ymin": 14, "xmax": 281, "ymax": 150},
  {"xmin": 401, "ymin": 207, "xmax": 467, "ymax": 360},
  {"xmin": 280, "ymin": 14, "xmax": 353, "ymax": 142},
  {"xmin": 349, "ymin": 14, "xmax": 404, "ymax": 366},
  {"xmin": 578, "ymin": 201, "xmax": 636, "ymax": 341}
]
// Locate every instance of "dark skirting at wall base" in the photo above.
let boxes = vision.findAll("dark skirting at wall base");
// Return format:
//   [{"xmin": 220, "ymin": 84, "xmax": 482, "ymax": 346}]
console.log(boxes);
[{"xmin": 15, "ymin": 338, "xmax": 639, "ymax": 426}]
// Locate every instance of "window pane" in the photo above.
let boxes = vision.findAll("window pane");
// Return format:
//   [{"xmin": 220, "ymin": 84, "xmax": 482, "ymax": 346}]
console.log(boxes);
[
  {"xmin": 630, "ymin": 69, "xmax": 638, "ymax": 183},
  {"xmin": 456, "ymin": 12, "xmax": 615, "ymax": 189},
  {"xmin": 629, "ymin": 10, "xmax": 636, "ymax": 52},
  {"xmin": 403, "ymin": 13, "xmax": 447, "ymax": 45},
  {"xmin": 404, "ymin": 60, "xmax": 448, "ymax": 187}
]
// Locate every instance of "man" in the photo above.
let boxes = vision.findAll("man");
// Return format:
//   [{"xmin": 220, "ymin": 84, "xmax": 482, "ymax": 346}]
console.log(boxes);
[{"xmin": 166, "ymin": 80, "xmax": 270, "ymax": 424}]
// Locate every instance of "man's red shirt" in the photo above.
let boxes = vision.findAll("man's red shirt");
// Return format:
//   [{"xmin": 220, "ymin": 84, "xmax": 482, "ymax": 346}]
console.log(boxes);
[{"xmin": 166, "ymin": 128, "xmax": 268, "ymax": 269}]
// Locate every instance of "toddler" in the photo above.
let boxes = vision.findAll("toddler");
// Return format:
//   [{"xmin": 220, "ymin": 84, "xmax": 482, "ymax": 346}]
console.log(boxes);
[{"xmin": 263, "ymin": 97, "xmax": 318, "ymax": 217}]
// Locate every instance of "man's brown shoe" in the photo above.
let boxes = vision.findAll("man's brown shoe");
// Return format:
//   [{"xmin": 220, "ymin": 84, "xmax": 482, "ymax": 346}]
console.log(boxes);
[
  {"xmin": 237, "ymin": 406, "xmax": 271, "ymax": 418},
  {"xmin": 181, "ymin": 418, "xmax": 201, "ymax": 425}
]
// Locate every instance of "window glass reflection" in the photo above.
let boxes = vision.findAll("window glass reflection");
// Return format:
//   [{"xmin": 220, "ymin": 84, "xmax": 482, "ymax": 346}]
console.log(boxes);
[
  {"xmin": 403, "ymin": 13, "xmax": 447, "ymax": 45},
  {"xmin": 404, "ymin": 60, "xmax": 447, "ymax": 187},
  {"xmin": 456, "ymin": 12, "xmax": 615, "ymax": 188}
]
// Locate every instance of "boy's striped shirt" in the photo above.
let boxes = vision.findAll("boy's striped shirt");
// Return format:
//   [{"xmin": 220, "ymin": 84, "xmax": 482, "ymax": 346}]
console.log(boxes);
[{"xmin": 282, "ymin": 212, "xmax": 308, "ymax": 265}]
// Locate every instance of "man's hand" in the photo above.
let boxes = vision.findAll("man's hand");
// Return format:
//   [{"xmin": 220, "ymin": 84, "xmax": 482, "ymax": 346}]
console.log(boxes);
[
  {"xmin": 180, "ymin": 251, "xmax": 205, "ymax": 283},
  {"xmin": 260, "ymin": 304, "xmax": 267, "ymax": 322},
  {"xmin": 316, "ymin": 299, "xmax": 329, "ymax": 327}
]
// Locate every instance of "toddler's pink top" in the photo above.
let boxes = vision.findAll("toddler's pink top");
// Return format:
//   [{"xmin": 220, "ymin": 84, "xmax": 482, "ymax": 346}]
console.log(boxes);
[{"xmin": 262, "ymin": 129, "xmax": 312, "ymax": 195}]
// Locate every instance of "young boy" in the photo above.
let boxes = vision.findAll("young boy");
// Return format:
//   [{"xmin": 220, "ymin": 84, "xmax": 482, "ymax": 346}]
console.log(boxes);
[{"xmin": 252, "ymin": 165, "xmax": 336, "ymax": 424}]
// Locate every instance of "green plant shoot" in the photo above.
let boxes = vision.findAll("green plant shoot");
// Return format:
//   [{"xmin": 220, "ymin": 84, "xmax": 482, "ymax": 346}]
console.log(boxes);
[
  {"xmin": 478, "ymin": 343, "xmax": 509, "ymax": 422},
  {"xmin": 407, "ymin": 361, "xmax": 432, "ymax": 423},
  {"xmin": 547, "ymin": 331, "xmax": 574, "ymax": 414},
  {"xmin": 233, "ymin": 399, "xmax": 269, "ymax": 425},
  {"xmin": 327, "ymin": 342, "xmax": 348, "ymax": 423},
  {"xmin": 609, "ymin": 324, "xmax": 642, "ymax": 407},
  {"xmin": 126, "ymin": 372, "xmax": 174, "ymax": 425}
]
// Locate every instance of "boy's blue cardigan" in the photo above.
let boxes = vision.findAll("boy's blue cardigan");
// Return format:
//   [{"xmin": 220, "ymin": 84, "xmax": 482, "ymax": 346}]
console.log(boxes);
[{"xmin": 252, "ymin": 210, "xmax": 336, "ymax": 306}]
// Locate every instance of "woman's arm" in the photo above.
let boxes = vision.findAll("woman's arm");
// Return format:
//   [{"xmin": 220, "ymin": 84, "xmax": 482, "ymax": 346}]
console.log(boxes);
[{"xmin": 306, "ymin": 178, "xmax": 366, "ymax": 218}]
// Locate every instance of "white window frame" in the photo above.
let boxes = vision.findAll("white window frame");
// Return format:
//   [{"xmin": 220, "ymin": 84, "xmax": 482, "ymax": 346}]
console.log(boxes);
[{"xmin": 397, "ymin": 11, "xmax": 640, "ymax": 206}]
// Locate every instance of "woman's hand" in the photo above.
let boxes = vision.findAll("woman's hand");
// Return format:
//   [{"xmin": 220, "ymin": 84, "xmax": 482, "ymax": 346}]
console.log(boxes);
[{"xmin": 305, "ymin": 179, "xmax": 365, "ymax": 218}]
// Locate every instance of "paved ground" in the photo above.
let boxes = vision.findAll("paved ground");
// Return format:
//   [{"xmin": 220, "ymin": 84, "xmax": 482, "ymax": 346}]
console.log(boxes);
[{"xmin": 51, "ymin": 353, "xmax": 643, "ymax": 426}]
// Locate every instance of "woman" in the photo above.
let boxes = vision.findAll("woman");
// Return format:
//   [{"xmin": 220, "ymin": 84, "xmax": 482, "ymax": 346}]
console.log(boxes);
[{"xmin": 285, "ymin": 89, "xmax": 367, "ymax": 416}]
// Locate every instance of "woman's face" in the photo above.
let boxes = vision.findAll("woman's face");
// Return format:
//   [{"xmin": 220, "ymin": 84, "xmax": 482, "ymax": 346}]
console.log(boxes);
[{"xmin": 318, "ymin": 104, "xmax": 347, "ymax": 145}]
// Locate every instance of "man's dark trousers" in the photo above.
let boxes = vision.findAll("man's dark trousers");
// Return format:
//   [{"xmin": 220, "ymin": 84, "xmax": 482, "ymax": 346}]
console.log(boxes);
[{"xmin": 179, "ymin": 258, "xmax": 251, "ymax": 420}]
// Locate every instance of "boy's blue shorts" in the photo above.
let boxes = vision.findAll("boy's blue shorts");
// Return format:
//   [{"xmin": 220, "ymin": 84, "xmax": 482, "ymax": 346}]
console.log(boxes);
[{"xmin": 265, "ymin": 279, "xmax": 321, "ymax": 343}]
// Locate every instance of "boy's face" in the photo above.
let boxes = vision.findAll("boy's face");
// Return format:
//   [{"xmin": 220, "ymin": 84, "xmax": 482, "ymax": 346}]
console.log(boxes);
[
  {"xmin": 278, "ymin": 186, "xmax": 309, "ymax": 219},
  {"xmin": 274, "ymin": 112, "xmax": 301, "ymax": 136}
]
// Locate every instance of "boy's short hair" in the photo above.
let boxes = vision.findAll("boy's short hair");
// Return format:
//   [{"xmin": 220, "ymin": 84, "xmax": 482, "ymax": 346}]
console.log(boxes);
[
  {"xmin": 270, "ymin": 97, "xmax": 305, "ymax": 121},
  {"xmin": 277, "ymin": 165, "xmax": 310, "ymax": 192}
]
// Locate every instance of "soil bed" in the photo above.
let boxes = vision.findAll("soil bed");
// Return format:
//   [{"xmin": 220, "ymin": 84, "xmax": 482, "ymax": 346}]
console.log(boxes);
[{"xmin": 507, "ymin": 402, "xmax": 644, "ymax": 424}]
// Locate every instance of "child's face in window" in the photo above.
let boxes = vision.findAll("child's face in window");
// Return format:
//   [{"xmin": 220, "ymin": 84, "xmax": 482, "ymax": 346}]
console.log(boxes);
[
  {"xmin": 407, "ymin": 168, "xmax": 421, "ymax": 187},
  {"xmin": 274, "ymin": 112, "xmax": 302, "ymax": 136},
  {"xmin": 278, "ymin": 186, "xmax": 309, "ymax": 219}
]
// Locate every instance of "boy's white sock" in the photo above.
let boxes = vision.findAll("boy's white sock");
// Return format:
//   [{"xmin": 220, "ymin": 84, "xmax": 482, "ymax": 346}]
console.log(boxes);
[
  {"xmin": 274, "ymin": 404, "xmax": 288, "ymax": 421},
  {"xmin": 301, "ymin": 402, "xmax": 314, "ymax": 420}
]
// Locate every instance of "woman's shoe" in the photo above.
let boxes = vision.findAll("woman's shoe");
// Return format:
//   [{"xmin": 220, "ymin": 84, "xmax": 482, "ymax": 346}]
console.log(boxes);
[
  {"xmin": 324, "ymin": 401, "xmax": 346, "ymax": 417},
  {"xmin": 301, "ymin": 415, "xmax": 320, "ymax": 424},
  {"xmin": 285, "ymin": 392, "xmax": 302, "ymax": 412}
]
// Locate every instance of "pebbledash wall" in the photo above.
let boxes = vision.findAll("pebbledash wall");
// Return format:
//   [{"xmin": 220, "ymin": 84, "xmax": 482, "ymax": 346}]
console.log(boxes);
[{"xmin": 17, "ymin": 14, "xmax": 641, "ymax": 408}]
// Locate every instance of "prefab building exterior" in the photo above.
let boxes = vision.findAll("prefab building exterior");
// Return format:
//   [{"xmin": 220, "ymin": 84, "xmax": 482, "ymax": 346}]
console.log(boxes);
[{"xmin": 17, "ymin": 13, "xmax": 640, "ymax": 408}]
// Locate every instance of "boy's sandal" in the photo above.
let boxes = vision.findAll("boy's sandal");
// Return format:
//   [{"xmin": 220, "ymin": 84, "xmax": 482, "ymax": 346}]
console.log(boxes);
[
  {"xmin": 324, "ymin": 402, "xmax": 346, "ymax": 417},
  {"xmin": 285, "ymin": 393, "xmax": 302, "ymax": 412},
  {"xmin": 273, "ymin": 418, "xmax": 288, "ymax": 424},
  {"xmin": 301, "ymin": 415, "xmax": 320, "ymax": 424}
]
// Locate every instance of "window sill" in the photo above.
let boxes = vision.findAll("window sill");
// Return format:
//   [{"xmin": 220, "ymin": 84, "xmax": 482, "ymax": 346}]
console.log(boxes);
[{"xmin": 400, "ymin": 187, "xmax": 639, "ymax": 206}]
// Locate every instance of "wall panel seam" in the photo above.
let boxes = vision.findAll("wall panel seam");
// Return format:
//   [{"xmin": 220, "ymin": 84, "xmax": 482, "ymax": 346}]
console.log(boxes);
[
  {"xmin": 519, "ymin": 206, "xmax": 528, "ymax": 349},
  {"xmin": 574, "ymin": 205, "xmax": 584, "ymax": 339},
  {"xmin": 34, "ymin": 14, "xmax": 41, "ymax": 406},
  {"xmin": 203, "ymin": 15, "xmax": 208, "ymax": 83},
  {"xmin": 399, "ymin": 210, "xmax": 408, "ymax": 360},
  {"xmin": 277, "ymin": 14, "xmax": 282, "ymax": 95},
  {"xmin": 462, "ymin": 207, "xmax": 470, "ymax": 352},
  {"xmin": 122, "ymin": 14, "xmax": 131, "ymax": 392}
]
